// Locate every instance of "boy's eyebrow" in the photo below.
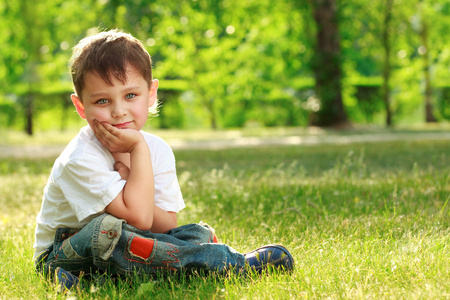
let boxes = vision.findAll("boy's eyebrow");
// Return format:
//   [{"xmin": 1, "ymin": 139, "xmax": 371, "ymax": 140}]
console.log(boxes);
[
  {"xmin": 88, "ymin": 86, "xmax": 142, "ymax": 98},
  {"xmin": 122, "ymin": 86, "xmax": 142, "ymax": 93}
]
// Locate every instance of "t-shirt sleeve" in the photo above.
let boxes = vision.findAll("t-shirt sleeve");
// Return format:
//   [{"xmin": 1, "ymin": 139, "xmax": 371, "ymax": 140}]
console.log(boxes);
[
  {"xmin": 153, "ymin": 142, "xmax": 185, "ymax": 213},
  {"xmin": 57, "ymin": 154, "xmax": 126, "ymax": 222}
]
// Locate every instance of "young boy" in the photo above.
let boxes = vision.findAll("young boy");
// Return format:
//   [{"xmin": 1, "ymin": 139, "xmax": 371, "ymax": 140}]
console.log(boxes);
[{"xmin": 33, "ymin": 29, "xmax": 294, "ymax": 289}]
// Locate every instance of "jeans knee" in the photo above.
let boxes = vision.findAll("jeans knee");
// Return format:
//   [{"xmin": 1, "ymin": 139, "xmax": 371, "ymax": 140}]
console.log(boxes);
[{"xmin": 198, "ymin": 221, "xmax": 218, "ymax": 243}]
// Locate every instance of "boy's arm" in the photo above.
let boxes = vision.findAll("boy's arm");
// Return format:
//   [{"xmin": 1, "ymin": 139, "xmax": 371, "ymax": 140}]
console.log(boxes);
[
  {"xmin": 114, "ymin": 161, "xmax": 178, "ymax": 233},
  {"xmin": 94, "ymin": 121, "xmax": 176, "ymax": 232},
  {"xmin": 152, "ymin": 207, "xmax": 178, "ymax": 233}
]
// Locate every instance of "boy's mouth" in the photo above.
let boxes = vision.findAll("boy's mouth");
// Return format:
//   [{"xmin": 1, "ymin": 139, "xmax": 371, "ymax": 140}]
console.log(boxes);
[{"xmin": 113, "ymin": 121, "xmax": 133, "ymax": 129}]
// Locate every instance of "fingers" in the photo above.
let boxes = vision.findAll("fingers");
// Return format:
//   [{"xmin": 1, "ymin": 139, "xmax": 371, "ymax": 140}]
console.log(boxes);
[
  {"xmin": 94, "ymin": 120, "xmax": 117, "ymax": 138},
  {"xmin": 114, "ymin": 161, "xmax": 130, "ymax": 180},
  {"xmin": 93, "ymin": 120, "xmax": 116, "ymax": 149},
  {"xmin": 92, "ymin": 120, "xmax": 142, "ymax": 153}
]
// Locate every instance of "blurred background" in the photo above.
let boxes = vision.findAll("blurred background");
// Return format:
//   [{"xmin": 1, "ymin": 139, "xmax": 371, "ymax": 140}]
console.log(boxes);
[{"xmin": 0, "ymin": 0, "xmax": 449, "ymax": 135}]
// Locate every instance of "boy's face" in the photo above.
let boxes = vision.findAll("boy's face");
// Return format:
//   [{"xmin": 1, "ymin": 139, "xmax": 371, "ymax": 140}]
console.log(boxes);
[{"xmin": 71, "ymin": 64, "xmax": 157, "ymax": 132}]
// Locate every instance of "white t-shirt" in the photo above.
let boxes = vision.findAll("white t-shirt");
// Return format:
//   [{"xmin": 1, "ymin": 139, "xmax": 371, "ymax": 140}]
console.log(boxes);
[{"xmin": 33, "ymin": 126, "xmax": 185, "ymax": 259}]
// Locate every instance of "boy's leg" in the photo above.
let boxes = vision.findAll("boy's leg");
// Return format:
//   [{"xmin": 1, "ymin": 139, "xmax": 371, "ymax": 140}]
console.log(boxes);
[
  {"xmin": 43, "ymin": 214, "xmax": 246, "ymax": 276},
  {"xmin": 164, "ymin": 222, "xmax": 218, "ymax": 244}
]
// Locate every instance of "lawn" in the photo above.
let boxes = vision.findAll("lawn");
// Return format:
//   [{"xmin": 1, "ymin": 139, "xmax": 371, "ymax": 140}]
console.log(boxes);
[{"xmin": 0, "ymin": 131, "xmax": 449, "ymax": 299}]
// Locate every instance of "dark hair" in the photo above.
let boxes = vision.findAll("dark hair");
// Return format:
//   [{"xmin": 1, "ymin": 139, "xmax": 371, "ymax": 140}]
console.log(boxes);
[{"xmin": 70, "ymin": 29, "xmax": 153, "ymax": 100}]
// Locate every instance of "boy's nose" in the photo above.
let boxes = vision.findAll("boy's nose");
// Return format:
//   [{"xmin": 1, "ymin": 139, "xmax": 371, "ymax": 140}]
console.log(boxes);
[{"xmin": 112, "ymin": 102, "xmax": 126, "ymax": 117}]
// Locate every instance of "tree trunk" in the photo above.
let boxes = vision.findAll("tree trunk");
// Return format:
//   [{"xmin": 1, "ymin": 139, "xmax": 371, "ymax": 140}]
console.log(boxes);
[
  {"xmin": 207, "ymin": 97, "xmax": 217, "ymax": 130},
  {"xmin": 419, "ymin": 10, "xmax": 437, "ymax": 123},
  {"xmin": 25, "ymin": 94, "xmax": 34, "ymax": 136},
  {"xmin": 309, "ymin": 0, "xmax": 348, "ymax": 127},
  {"xmin": 20, "ymin": 0, "xmax": 42, "ymax": 136},
  {"xmin": 382, "ymin": 0, "xmax": 393, "ymax": 127}
]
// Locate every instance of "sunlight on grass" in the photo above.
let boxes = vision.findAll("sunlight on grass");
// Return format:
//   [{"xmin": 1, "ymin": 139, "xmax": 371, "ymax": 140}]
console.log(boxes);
[
  {"xmin": 1, "ymin": 122, "xmax": 449, "ymax": 147},
  {"xmin": 0, "ymin": 137, "xmax": 448, "ymax": 299}
]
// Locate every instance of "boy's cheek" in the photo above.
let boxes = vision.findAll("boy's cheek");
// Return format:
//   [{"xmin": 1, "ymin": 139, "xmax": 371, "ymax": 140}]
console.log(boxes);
[
  {"xmin": 87, "ymin": 119, "xmax": 103, "ymax": 131},
  {"xmin": 86, "ymin": 113, "xmax": 109, "ymax": 125}
]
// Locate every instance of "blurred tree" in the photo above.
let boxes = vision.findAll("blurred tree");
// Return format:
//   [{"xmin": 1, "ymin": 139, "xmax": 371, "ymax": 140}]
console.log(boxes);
[
  {"xmin": 431, "ymin": 1, "xmax": 450, "ymax": 120},
  {"xmin": 414, "ymin": 0, "xmax": 437, "ymax": 122},
  {"xmin": 2, "ymin": 0, "xmax": 45, "ymax": 135},
  {"xmin": 1, "ymin": 0, "xmax": 449, "ymax": 132},
  {"xmin": 382, "ymin": 0, "xmax": 393, "ymax": 127},
  {"xmin": 385, "ymin": 0, "xmax": 447, "ymax": 124},
  {"xmin": 0, "ymin": 0, "xmax": 102, "ymax": 134},
  {"xmin": 308, "ymin": 0, "xmax": 349, "ymax": 127},
  {"xmin": 138, "ymin": 0, "xmax": 310, "ymax": 129}
]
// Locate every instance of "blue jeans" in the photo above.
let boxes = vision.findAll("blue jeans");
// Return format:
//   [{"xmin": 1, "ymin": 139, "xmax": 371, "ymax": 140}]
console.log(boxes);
[{"xmin": 37, "ymin": 214, "xmax": 246, "ymax": 276}]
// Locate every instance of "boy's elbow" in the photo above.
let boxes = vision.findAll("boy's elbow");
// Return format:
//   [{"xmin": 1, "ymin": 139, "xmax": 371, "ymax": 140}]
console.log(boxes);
[
  {"xmin": 130, "ymin": 214, "xmax": 153, "ymax": 231},
  {"xmin": 170, "ymin": 213, "xmax": 178, "ymax": 228},
  {"xmin": 164, "ymin": 218, "xmax": 177, "ymax": 232}
]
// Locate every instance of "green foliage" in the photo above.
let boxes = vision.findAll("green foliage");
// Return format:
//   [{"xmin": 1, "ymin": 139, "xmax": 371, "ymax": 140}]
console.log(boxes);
[
  {"xmin": 0, "ymin": 98, "xmax": 19, "ymax": 128},
  {"xmin": 1, "ymin": 0, "xmax": 450, "ymax": 131},
  {"xmin": 436, "ymin": 86, "xmax": 450, "ymax": 120}
]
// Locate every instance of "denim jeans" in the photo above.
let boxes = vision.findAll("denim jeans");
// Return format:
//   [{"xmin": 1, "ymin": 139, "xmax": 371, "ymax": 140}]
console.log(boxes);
[{"xmin": 36, "ymin": 214, "xmax": 246, "ymax": 276}]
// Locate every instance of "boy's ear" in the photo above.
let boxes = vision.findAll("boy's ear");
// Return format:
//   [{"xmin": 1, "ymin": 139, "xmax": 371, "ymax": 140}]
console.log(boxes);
[
  {"xmin": 71, "ymin": 94, "xmax": 86, "ymax": 119},
  {"xmin": 148, "ymin": 79, "xmax": 159, "ymax": 107}
]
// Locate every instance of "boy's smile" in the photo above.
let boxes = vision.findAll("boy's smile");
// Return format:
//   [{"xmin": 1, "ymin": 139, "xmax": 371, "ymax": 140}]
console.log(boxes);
[
  {"xmin": 113, "ymin": 121, "xmax": 133, "ymax": 129},
  {"xmin": 71, "ymin": 64, "xmax": 158, "ymax": 132}
]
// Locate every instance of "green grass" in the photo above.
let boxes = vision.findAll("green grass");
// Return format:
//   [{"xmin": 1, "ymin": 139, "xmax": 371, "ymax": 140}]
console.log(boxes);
[{"xmin": 0, "ymin": 134, "xmax": 449, "ymax": 299}]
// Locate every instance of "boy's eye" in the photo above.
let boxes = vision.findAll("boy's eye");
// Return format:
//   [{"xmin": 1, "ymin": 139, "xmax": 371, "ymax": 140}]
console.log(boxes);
[
  {"xmin": 125, "ymin": 93, "xmax": 136, "ymax": 100},
  {"xmin": 97, "ymin": 99, "xmax": 108, "ymax": 104}
]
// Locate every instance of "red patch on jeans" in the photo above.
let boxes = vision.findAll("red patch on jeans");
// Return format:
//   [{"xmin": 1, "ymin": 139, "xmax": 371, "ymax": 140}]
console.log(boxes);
[
  {"xmin": 129, "ymin": 237, "xmax": 154, "ymax": 259},
  {"xmin": 213, "ymin": 234, "xmax": 218, "ymax": 243}
]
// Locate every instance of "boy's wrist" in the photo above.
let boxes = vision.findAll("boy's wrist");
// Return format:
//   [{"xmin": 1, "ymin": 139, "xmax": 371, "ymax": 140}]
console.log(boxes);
[{"xmin": 128, "ymin": 135, "xmax": 147, "ymax": 153}]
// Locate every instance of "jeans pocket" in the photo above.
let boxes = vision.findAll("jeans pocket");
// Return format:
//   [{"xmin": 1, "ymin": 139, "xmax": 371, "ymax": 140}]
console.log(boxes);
[{"xmin": 95, "ymin": 214, "xmax": 125, "ymax": 261}]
